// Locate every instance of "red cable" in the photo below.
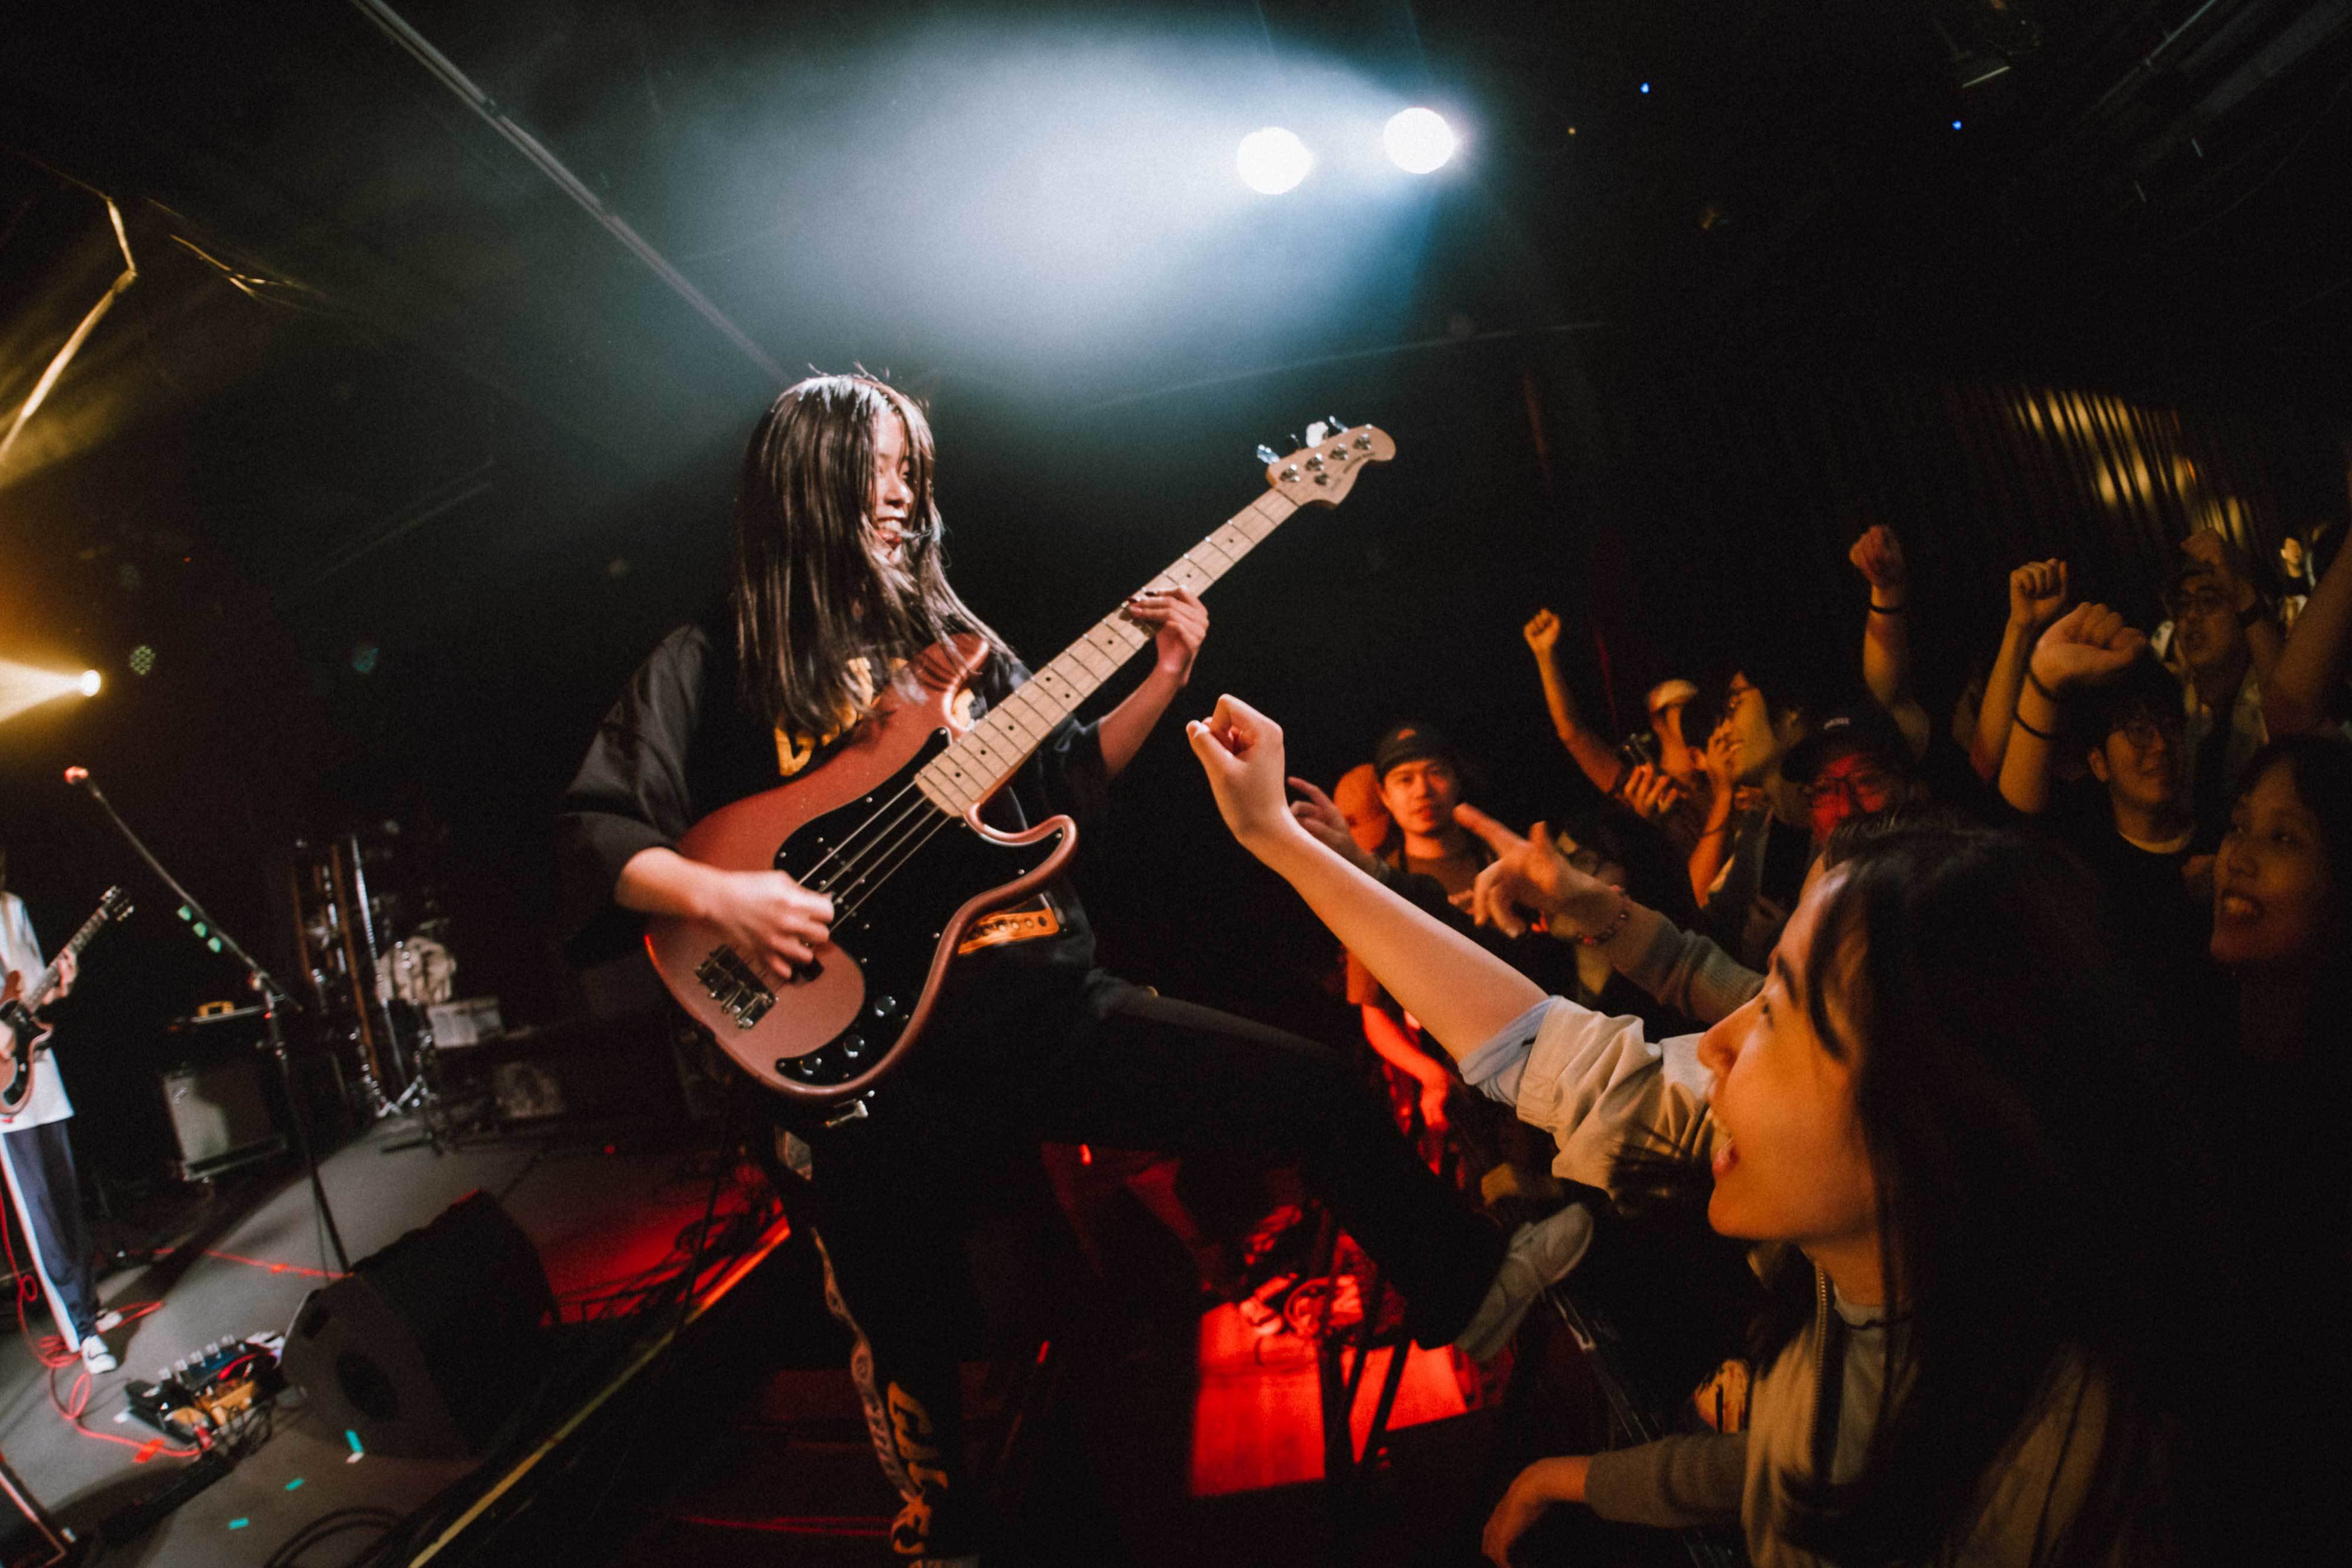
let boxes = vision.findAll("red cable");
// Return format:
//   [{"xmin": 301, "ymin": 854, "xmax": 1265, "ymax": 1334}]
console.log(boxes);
[{"xmin": 5, "ymin": 1199, "xmax": 206, "ymax": 1459}]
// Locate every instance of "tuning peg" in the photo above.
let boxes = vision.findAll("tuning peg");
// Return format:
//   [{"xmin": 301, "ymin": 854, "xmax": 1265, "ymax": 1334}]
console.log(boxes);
[
  {"xmin": 1257, "ymin": 444, "xmax": 1280, "ymax": 466},
  {"xmin": 1304, "ymin": 420, "xmax": 1329, "ymax": 446},
  {"xmin": 1324, "ymin": 414, "xmax": 1349, "ymax": 436}
]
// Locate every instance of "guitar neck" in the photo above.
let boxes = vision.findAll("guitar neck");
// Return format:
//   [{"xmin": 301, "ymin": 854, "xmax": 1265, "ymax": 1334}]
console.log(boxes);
[
  {"xmin": 917, "ymin": 488, "xmax": 1302, "ymax": 814},
  {"xmin": 32, "ymin": 908, "xmax": 112, "ymax": 1007}
]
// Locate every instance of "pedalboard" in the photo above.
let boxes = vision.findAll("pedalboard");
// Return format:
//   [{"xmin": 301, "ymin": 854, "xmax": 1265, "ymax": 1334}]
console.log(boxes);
[{"xmin": 123, "ymin": 1332, "xmax": 286, "ymax": 1442}]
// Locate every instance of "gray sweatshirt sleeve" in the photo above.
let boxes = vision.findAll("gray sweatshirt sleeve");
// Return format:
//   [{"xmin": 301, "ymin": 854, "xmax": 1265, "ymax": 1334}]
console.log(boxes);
[
  {"xmin": 1618, "ymin": 914, "xmax": 1763, "ymax": 1027},
  {"xmin": 1583, "ymin": 1432, "xmax": 1748, "ymax": 1529}
]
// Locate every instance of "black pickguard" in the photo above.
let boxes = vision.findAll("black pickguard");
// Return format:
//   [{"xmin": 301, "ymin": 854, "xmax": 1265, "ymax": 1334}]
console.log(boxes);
[
  {"xmin": 1, "ymin": 998, "xmax": 42, "ymax": 1109},
  {"xmin": 767, "ymin": 729, "xmax": 1064, "ymax": 1088}
]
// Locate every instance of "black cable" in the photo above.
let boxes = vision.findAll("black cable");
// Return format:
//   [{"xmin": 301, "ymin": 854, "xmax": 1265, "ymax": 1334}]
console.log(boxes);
[
  {"xmin": 262, "ymin": 1507, "xmax": 403, "ymax": 1568},
  {"xmin": 342, "ymin": 1104, "xmax": 773, "ymax": 1566},
  {"xmin": 556, "ymin": 1088, "xmax": 749, "ymax": 1552}
]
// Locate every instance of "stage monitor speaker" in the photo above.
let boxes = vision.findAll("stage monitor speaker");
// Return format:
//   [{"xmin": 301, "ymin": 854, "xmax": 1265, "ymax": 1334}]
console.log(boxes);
[
  {"xmin": 280, "ymin": 1191, "xmax": 553, "ymax": 1458},
  {"xmin": 159, "ymin": 1058, "xmax": 285, "ymax": 1182}
]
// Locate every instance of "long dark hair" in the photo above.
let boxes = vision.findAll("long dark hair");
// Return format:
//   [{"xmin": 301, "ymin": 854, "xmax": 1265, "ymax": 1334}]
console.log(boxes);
[
  {"xmin": 1776, "ymin": 824, "xmax": 2201, "ymax": 1564},
  {"xmin": 1612, "ymin": 821, "xmax": 2204, "ymax": 1563},
  {"xmin": 730, "ymin": 373, "xmax": 1012, "ymax": 738}
]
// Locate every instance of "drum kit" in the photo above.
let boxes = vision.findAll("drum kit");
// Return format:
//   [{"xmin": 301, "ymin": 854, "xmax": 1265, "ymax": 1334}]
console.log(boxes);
[{"xmin": 286, "ymin": 827, "xmax": 460, "ymax": 1127}]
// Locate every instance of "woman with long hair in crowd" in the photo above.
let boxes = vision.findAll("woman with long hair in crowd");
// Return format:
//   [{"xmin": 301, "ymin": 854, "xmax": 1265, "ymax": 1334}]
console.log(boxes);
[
  {"xmin": 1186, "ymin": 693, "xmax": 2213, "ymax": 1566},
  {"xmin": 2202, "ymin": 732, "xmax": 2350, "ymax": 1558}
]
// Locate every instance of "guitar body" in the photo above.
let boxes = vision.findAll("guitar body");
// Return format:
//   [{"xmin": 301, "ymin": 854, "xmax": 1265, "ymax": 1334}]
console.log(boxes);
[
  {"xmin": 0, "ymin": 972, "xmax": 46, "ymax": 1114},
  {"xmin": 0, "ymin": 885, "xmax": 130, "ymax": 1115},
  {"xmin": 645, "ymin": 637, "xmax": 1075, "ymax": 1105}
]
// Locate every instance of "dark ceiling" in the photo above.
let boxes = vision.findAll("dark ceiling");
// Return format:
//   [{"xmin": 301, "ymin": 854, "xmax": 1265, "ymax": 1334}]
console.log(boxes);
[{"xmin": 4, "ymin": 0, "xmax": 2350, "ymax": 1087}]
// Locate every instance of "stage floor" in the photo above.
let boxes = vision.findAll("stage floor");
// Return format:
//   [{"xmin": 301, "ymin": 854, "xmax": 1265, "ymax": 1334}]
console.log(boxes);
[{"xmin": 2, "ymin": 1112, "xmax": 742, "ymax": 1567}]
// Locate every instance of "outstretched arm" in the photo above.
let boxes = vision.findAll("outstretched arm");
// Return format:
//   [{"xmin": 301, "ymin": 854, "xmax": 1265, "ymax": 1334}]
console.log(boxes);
[
  {"xmin": 1972, "ymin": 559, "xmax": 2070, "ymax": 782},
  {"xmin": 1850, "ymin": 526, "xmax": 1930, "ymax": 756},
  {"xmin": 1996, "ymin": 603, "xmax": 2150, "ymax": 816},
  {"xmin": 1187, "ymin": 697, "xmax": 1543, "ymax": 1057},
  {"xmin": 1522, "ymin": 608, "xmax": 1627, "ymax": 796},
  {"xmin": 1097, "ymin": 587, "xmax": 1208, "ymax": 778},
  {"xmin": 2264, "ymin": 511, "xmax": 2352, "ymax": 737},
  {"xmin": 1685, "ymin": 725, "xmax": 1742, "ymax": 906}
]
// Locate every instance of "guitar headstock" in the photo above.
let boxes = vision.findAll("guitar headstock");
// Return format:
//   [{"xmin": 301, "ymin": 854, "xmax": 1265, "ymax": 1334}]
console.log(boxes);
[
  {"xmin": 1262, "ymin": 422, "xmax": 1396, "ymax": 508},
  {"xmin": 96, "ymin": 886, "xmax": 132, "ymax": 924}
]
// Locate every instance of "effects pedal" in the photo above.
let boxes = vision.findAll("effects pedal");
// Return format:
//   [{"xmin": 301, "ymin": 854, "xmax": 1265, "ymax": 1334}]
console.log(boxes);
[{"xmin": 123, "ymin": 1333, "xmax": 286, "ymax": 1442}]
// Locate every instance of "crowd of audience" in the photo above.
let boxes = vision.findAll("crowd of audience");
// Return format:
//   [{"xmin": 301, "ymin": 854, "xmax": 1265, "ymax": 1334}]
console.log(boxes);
[{"xmin": 1184, "ymin": 482, "xmax": 2352, "ymax": 1563}]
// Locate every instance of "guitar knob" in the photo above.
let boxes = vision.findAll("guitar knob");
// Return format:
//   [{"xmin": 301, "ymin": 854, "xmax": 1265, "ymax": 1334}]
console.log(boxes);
[
  {"xmin": 841, "ymin": 1033, "xmax": 867, "ymax": 1061},
  {"xmin": 870, "ymin": 996, "xmax": 898, "ymax": 1019}
]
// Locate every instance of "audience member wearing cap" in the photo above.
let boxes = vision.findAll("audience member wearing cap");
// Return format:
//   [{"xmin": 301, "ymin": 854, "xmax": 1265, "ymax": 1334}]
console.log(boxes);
[
  {"xmin": 1371, "ymin": 721, "xmax": 1485, "ymax": 893},
  {"xmin": 1782, "ymin": 701, "xmax": 1922, "ymax": 848}
]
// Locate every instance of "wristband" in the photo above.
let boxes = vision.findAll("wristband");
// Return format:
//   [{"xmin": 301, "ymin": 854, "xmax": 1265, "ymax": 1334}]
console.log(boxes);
[
  {"xmin": 2013, "ymin": 711, "xmax": 2058, "ymax": 742},
  {"xmin": 2024, "ymin": 666, "xmax": 2060, "ymax": 704},
  {"xmin": 1576, "ymin": 893, "xmax": 1633, "ymax": 947},
  {"xmin": 1868, "ymin": 599, "xmax": 1906, "ymax": 616}
]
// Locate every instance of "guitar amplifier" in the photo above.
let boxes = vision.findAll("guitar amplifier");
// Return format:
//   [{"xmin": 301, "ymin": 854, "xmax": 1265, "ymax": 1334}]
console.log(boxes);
[
  {"xmin": 425, "ymin": 996, "xmax": 502, "ymax": 1048},
  {"xmin": 159, "ymin": 1058, "xmax": 285, "ymax": 1182}
]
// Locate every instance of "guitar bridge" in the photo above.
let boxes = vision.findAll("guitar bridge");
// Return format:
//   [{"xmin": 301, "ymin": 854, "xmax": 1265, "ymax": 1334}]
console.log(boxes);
[{"xmin": 695, "ymin": 948, "xmax": 776, "ymax": 1030}]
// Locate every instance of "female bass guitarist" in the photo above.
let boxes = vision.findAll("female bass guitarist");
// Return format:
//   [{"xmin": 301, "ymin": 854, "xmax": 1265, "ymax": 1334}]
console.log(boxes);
[{"xmin": 555, "ymin": 375, "xmax": 1581, "ymax": 1564}]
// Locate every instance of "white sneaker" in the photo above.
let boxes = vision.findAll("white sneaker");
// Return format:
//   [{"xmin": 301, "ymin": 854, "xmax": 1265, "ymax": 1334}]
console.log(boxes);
[
  {"xmin": 95, "ymin": 1308, "xmax": 123, "ymax": 1332},
  {"xmin": 1454, "ymin": 1203, "xmax": 1595, "ymax": 1362},
  {"xmin": 81, "ymin": 1335, "xmax": 118, "ymax": 1374}
]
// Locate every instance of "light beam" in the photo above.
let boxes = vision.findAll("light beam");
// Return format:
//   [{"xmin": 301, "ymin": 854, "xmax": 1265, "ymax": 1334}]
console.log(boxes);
[{"xmin": 0, "ymin": 660, "xmax": 103, "ymax": 726}]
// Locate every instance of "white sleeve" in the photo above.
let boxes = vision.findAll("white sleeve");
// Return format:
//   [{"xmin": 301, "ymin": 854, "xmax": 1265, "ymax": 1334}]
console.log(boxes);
[{"xmin": 1496, "ymin": 997, "xmax": 1716, "ymax": 1192}]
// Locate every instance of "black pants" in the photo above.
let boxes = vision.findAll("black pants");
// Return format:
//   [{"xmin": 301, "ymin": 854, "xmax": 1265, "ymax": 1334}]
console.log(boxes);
[
  {"xmin": 2, "ymin": 1119, "xmax": 98, "ymax": 1345},
  {"xmin": 800, "ymin": 970, "xmax": 1505, "ymax": 1559}
]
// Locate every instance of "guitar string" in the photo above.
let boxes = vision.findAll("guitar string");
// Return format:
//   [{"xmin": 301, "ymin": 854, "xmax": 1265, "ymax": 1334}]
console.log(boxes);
[
  {"xmin": 785, "ymin": 597, "xmax": 1164, "ymax": 896},
  {"xmin": 835, "ymin": 808, "xmax": 962, "ymax": 922},
  {"xmin": 796, "ymin": 732, "xmax": 985, "ymax": 897},
  {"xmin": 791, "ymin": 771, "xmax": 930, "ymax": 891},
  {"xmin": 798, "ymin": 702, "xmax": 1059, "ymax": 900},
  {"xmin": 770, "ymin": 590, "xmax": 1212, "ymax": 946}
]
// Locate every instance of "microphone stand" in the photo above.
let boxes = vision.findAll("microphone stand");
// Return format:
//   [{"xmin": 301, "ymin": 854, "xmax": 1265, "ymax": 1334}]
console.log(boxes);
[{"xmin": 70, "ymin": 773, "xmax": 350, "ymax": 1274}]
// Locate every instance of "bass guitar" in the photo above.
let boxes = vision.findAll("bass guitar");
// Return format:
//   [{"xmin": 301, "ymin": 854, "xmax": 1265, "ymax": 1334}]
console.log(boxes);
[
  {"xmin": 2, "ymin": 885, "xmax": 133, "ymax": 1112},
  {"xmin": 647, "ymin": 423, "xmax": 1395, "ymax": 1106}
]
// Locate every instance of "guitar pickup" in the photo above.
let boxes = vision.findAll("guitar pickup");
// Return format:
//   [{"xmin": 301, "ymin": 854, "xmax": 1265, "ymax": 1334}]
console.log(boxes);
[{"xmin": 695, "ymin": 948, "xmax": 776, "ymax": 1030}]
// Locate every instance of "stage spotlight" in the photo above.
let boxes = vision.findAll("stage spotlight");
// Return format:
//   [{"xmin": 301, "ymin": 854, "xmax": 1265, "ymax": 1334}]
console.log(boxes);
[
  {"xmin": 0, "ymin": 659, "xmax": 102, "ymax": 725},
  {"xmin": 1237, "ymin": 127, "xmax": 1311, "ymax": 195},
  {"xmin": 1384, "ymin": 108, "xmax": 1455, "ymax": 173}
]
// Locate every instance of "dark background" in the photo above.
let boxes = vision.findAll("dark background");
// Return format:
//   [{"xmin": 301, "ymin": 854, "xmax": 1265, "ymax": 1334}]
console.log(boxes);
[{"xmin": 4, "ymin": 0, "xmax": 2348, "ymax": 1184}]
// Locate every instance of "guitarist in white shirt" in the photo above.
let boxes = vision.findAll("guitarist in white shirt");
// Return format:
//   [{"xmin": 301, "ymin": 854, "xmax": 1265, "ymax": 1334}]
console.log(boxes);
[{"xmin": 0, "ymin": 843, "xmax": 116, "ymax": 1373}]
